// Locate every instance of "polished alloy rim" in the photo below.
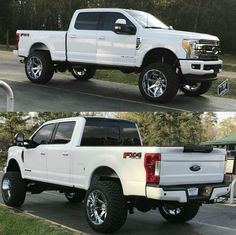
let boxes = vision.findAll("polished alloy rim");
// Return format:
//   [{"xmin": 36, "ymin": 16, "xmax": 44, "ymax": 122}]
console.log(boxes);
[
  {"xmin": 66, "ymin": 192, "xmax": 76, "ymax": 199},
  {"xmin": 162, "ymin": 206, "xmax": 183, "ymax": 216},
  {"xmin": 142, "ymin": 69, "xmax": 167, "ymax": 98},
  {"xmin": 72, "ymin": 66, "xmax": 87, "ymax": 77},
  {"xmin": 86, "ymin": 190, "xmax": 107, "ymax": 225},
  {"xmin": 183, "ymin": 84, "xmax": 201, "ymax": 92},
  {"xmin": 2, "ymin": 178, "xmax": 11, "ymax": 202},
  {"xmin": 27, "ymin": 57, "xmax": 43, "ymax": 79}
]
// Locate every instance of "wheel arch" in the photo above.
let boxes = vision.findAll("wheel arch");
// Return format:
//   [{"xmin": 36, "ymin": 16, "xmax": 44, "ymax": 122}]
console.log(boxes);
[
  {"xmin": 141, "ymin": 47, "xmax": 179, "ymax": 68},
  {"xmin": 29, "ymin": 42, "xmax": 52, "ymax": 58},
  {"xmin": 6, "ymin": 159, "xmax": 22, "ymax": 175},
  {"xmin": 89, "ymin": 166, "xmax": 123, "ymax": 192}
]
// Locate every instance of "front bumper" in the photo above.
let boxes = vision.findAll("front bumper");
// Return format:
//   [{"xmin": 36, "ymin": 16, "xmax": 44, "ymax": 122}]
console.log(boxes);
[
  {"xmin": 146, "ymin": 183, "xmax": 230, "ymax": 203},
  {"xmin": 179, "ymin": 59, "xmax": 223, "ymax": 76}
]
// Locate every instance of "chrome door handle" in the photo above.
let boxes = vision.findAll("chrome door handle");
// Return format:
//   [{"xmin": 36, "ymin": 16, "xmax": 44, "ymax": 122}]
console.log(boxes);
[{"xmin": 98, "ymin": 36, "xmax": 105, "ymax": 40}]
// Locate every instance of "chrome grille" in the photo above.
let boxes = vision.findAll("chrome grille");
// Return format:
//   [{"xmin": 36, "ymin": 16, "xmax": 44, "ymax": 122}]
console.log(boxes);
[{"xmin": 197, "ymin": 40, "xmax": 220, "ymax": 61}]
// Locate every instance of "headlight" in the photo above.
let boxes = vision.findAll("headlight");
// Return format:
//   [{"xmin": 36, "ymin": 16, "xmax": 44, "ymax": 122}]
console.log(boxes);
[{"xmin": 182, "ymin": 39, "xmax": 200, "ymax": 59}]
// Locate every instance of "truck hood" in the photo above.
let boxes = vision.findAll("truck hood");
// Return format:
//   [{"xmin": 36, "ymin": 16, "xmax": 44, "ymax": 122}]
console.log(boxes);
[{"xmin": 145, "ymin": 28, "xmax": 219, "ymax": 41}]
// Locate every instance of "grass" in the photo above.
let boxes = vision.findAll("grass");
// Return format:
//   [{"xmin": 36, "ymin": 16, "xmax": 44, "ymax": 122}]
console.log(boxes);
[
  {"xmin": 0, "ymin": 44, "xmax": 14, "ymax": 52},
  {"xmin": 221, "ymin": 54, "xmax": 236, "ymax": 72},
  {"xmin": 0, "ymin": 205, "xmax": 75, "ymax": 235}
]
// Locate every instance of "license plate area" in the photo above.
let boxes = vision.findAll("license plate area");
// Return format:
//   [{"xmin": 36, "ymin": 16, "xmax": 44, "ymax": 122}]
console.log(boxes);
[{"xmin": 187, "ymin": 188, "xmax": 199, "ymax": 197}]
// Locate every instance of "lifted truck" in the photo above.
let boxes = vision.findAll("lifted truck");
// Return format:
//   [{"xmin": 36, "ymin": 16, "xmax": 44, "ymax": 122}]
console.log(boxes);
[
  {"xmin": 14, "ymin": 8, "xmax": 222, "ymax": 103},
  {"xmin": 1, "ymin": 117, "xmax": 230, "ymax": 233}
]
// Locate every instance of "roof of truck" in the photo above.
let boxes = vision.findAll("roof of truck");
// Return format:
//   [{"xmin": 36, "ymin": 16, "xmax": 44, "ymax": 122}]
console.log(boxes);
[{"xmin": 44, "ymin": 116, "xmax": 136, "ymax": 125}]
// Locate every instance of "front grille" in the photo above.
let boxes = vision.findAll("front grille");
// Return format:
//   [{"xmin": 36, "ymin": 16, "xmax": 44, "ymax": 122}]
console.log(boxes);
[{"xmin": 197, "ymin": 40, "xmax": 221, "ymax": 61}]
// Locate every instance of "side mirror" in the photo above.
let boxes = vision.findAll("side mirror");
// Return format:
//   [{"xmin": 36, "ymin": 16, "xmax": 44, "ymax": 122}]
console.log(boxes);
[
  {"xmin": 115, "ymin": 19, "xmax": 127, "ymax": 34},
  {"xmin": 14, "ymin": 133, "xmax": 25, "ymax": 146}
]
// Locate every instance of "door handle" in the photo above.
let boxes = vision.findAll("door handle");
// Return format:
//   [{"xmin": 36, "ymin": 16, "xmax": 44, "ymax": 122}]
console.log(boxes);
[
  {"xmin": 98, "ymin": 36, "xmax": 106, "ymax": 40},
  {"xmin": 69, "ymin": 35, "xmax": 77, "ymax": 39},
  {"xmin": 40, "ymin": 152, "xmax": 46, "ymax": 156},
  {"xmin": 62, "ymin": 153, "xmax": 69, "ymax": 157}
]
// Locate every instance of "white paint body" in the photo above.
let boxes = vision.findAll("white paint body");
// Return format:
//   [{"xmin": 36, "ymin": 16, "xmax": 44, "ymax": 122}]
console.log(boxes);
[
  {"xmin": 15, "ymin": 8, "xmax": 222, "ymax": 75},
  {"xmin": 6, "ymin": 117, "xmax": 230, "ymax": 203}
]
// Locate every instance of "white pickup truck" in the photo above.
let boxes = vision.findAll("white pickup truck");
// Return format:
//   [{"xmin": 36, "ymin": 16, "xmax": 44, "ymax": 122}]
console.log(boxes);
[
  {"xmin": 14, "ymin": 8, "xmax": 222, "ymax": 103},
  {"xmin": 1, "ymin": 117, "xmax": 230, "ymax": 233}
]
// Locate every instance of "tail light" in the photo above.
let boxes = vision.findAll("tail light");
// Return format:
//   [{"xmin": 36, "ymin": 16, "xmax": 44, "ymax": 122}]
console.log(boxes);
[
  {"xmin": 16, "ymin": 33, "xmax": 20, "ymax": 50},
  {"xmin": 144, "ymin": 153, "xmax": 161, "ymax": 184}
]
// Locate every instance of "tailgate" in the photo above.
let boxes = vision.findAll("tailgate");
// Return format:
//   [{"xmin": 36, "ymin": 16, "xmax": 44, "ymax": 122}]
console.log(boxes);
[{"xmin": 159, "ymin": 147, "xmax": 225, "ymax": 186}]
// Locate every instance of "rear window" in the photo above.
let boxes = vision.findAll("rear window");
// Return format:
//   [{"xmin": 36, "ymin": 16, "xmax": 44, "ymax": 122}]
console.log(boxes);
[
  {"xmin": 81, "ymin": 120, "xmax": 141, "ymax": 146},
  {"xmin": 75, "ymin": 12, "xmax": 100, "ymax": 30}
]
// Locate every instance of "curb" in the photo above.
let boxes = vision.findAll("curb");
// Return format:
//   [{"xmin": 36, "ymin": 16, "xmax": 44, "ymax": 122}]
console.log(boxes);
[{"xmin": 0, "ymin": 203, "xmax": 87, "ymax": 234}]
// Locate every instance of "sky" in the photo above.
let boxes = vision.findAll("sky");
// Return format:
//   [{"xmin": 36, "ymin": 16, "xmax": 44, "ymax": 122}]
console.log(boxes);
[{"xmin": 216, "ymin": 112, "xmax": 236, "ymax": 123}]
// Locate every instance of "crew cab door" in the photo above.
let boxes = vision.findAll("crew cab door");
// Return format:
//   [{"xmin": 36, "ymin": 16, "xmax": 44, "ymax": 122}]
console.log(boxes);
[
  {"xmin": 23, "ymin": 123, "xmax": 55, "ymax": 182},
  {"xmin": 96, "ymin": 12, "xmax": 137, "ymax": 66},
  {"xmin": 67, "ymin": 12, "xmax": 100, "ymax": 63},
  {"xmin": 46, "ymin": 121, "xmax": 75, "ymax": 186}
]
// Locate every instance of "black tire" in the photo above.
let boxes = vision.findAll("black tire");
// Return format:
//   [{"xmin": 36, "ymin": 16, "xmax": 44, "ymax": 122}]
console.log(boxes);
[
  {"xmin": 85, "ymin": 181, "xmax": 127, "ymax": 234},
  {"xmin": 25, "ymin": 51, "xmax": 54, "ymax": 84},
  {"xmin": 1, "ymin": 172, "xmax": 26, "ymax": 207},
  {"xmin": 65, "ymin": 190, "xmax": 86, "ymax": 203},
  {"xmin": 158, "ymin": 203, "xmax": 200, "ymax": 223},
  {"xmin": 71, "ymin": 66, "xmax": 96, "ymax": 81},
  {"xmin": 139, "ymin": 63, "xmax": 179, "ymax": 103},
  {"xmin": 180, "ymin": 81, "xmax": 212, "ymax": 96}
]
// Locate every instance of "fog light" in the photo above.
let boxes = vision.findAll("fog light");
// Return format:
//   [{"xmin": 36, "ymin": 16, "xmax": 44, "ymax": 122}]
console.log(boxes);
[{"xmin": 192, "ymin": 64, "xmax": 201, "ymax": 70}]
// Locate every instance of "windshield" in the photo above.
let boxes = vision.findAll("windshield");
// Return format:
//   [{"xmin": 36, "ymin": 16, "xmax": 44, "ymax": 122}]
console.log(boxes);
[{"xmin": 126, "ymin": 10, "xmax": 168, "ymax": 29}]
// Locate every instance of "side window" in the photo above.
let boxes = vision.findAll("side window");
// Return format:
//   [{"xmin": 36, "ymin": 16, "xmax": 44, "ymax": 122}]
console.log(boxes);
[
  {"xmin": 31, "ymin": 124, "xmax": 55, "ymax": 146},
  {"xmin": 53, "ymin": 122, "xmax": 75, "ymax": 145},
  {"xmin": 81, "ymin": 122, "xmax": 120, "ymax": 146},
  {"xmin": 75, "ymin": 12, "xmax": 100, "ymax": 30},
  {"xmin": 102, "ymin": 12, "xmax": 136, "ymax": 32}
]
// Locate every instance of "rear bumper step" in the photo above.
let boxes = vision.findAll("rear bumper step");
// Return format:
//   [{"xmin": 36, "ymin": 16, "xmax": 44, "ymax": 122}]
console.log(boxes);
[{"xmin": 146, "ymin": 183, "xmax": 230, "ymax": 203}]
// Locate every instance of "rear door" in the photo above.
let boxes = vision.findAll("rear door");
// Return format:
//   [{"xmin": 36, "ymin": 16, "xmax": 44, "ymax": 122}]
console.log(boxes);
[
  {"xmin": 159, "ymin": 147, "xmax": 226, "ymax": 186},
  {"xmin": 96, "ymin": 12, "xmax": 137, "ymax": 66},
  {"xmin": 67, "ymin": 12, "xmax": 101, "ymax": 63},
  {"xmin": 46, "ymin": 121, "xmax": 76, "ymax": 186}
]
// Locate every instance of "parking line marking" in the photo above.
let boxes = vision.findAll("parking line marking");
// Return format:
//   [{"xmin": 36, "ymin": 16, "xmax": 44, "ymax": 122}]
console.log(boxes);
[{"xmin": 192, "ymin": 221, "xmax": 236, "ymax": 232}]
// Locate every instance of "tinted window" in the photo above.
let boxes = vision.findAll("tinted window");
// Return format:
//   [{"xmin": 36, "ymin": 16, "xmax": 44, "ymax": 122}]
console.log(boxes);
[
  {"xmin": 32, "ymin": 124, "xmax": 55, "ymax": 146},
  {"xmin": 81, "ymin": 120, "xmax": 141, "ymax": 146},
  {"xmin": 75, "ymin": 12, "xmax": 100, "ymax": 30},
  {"xmin": 81, "ymin": 125, "xmax": 120, "ymax": 146},
  {"xmin": 53, "ymin": 122, "xmax": 75, "ymax": 144},
  {"xmin": 102, "ymin": 12, "xmax": 135, "ymax": 32}
]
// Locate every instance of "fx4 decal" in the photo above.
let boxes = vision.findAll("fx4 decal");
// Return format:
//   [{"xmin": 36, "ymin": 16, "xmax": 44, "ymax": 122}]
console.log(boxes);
[{"xmin": 123, "ymin": 152, "xmax": 142, "ymax": 159}]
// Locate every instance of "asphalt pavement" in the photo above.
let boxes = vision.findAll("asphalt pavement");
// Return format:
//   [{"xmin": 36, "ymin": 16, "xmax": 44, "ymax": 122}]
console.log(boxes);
[
  {"xmin": 0, "ymin": 51, "xmax": 236, "ymax": 112},
  {"xmin": 0, "ymin": 172, "xmax": 236, "ymax": 235}
]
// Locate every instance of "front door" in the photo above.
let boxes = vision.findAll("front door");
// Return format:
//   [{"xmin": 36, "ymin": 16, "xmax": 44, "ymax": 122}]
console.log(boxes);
[
  {"xmin": 23, "ymin": 123, "xmax": 55, "ymax": 182},
  {"xmin": 97, "ymin": 12, "xmax": 137, "ymax": 66}
]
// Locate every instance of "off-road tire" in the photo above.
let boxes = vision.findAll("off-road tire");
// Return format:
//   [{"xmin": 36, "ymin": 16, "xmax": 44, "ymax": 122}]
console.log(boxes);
[
  {"xmin": 180, "ymin": 81, "xmax": 212, "ymax": 96},
  {"xmin": 71, "ymin": 66, "xmax": 96, "ymax": 81},
  {"xmin": 158, "ymin": 203, "xmax": 200, "ymax": 223},
  {"xmin": 85, "ymin": 181, "xmax": 127, "ymax": 233},
  {"xmin": 65, "ymin": 190, "xmax": 86, "ymax": 203},
  {"xmin": 1, "ymin": 172, "xmax": 26, "ymax": 207},
  {"xmin": 25, "ymin": 51, "xmax": 54, "ymax": 84},
  {"xmin": 139, "ymin": 63, "xmax": 179, "ymax": 103}
]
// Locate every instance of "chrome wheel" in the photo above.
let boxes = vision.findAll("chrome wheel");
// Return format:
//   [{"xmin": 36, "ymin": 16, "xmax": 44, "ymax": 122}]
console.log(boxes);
[
  {"xmin": 72, "ymin": 66, "xmax": 87, "ymax": 77},
  {"xmin": 26, "ymin": 56, "xmax": 43, "ymax": 80},
  {"xmin": 142, "ymin": 69, "xmax": 167, "ymax": 98},
  {"xmin": 86, "ymin": 190, "xmax": 107, "ymax": 225},
  {"xmin": 2, "ymin": 178, "xmax": 11, "ymax": 202},
  {"xmin": 162, "ymin": 205, "xmax": 183, "ymax": 216}
]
